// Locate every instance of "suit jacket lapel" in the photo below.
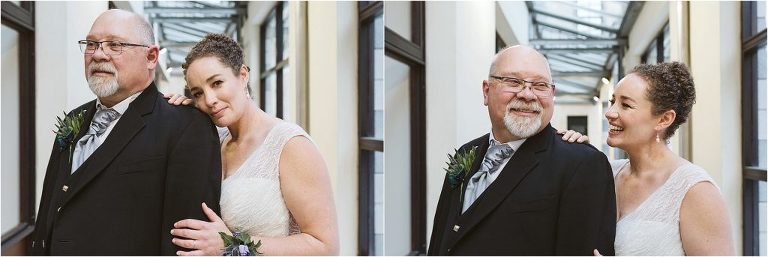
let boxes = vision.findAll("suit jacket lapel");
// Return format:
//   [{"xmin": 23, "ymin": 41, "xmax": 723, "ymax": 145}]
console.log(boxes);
[
  {"xmin": 60, "ymin": 84, "xmax": 158, "ymax": 207},
  {"xmin": 445, "ymin": 125, "xmax": 553, "ymax": 250}
]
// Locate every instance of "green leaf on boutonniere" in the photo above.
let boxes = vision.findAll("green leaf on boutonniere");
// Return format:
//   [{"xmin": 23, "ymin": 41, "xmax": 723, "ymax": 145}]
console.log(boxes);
[
  {"xmin": 53, "ymin": 109, "xmax": 87, "ymax": 162},
  {"xmin": 444, "ymin": 146, "xmax": 478, "ymax": 189}
]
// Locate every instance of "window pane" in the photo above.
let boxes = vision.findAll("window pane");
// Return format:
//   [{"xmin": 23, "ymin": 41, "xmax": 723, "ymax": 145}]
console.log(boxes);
[
  {"xmin": 1, "ymin": 24, "xmax": 21, "ymax": 234},
  {"xmin": 264, "ymin": 74, "xmax": 276, "ymax": 115},
  {"xmin": 265, "ymin": 13, "xmax": 277, "ymax": 69},
  {"xmin": 644, "ymin": 39, "xmax": 657, "ymax": 64},
  {"xmin": 374, "ymin": 15, "xmax": 384, "ymax": 140},
  {"xmin": 384, "ymin": 56, "xmax": 411, "ymax": 255},
  {"xmin": 758, "ymin": 1, "xmax": 766, "ymax": 34},
  {"xmin": 384, "ymin": 1, "xmax": 411, "ymax": 41},
  {"xmin": 281, "ymin": 3, "xmax": 289, "ymax": 61},
  {"xmin": 373, "ymin": 151, "xmax": 384, "ymax": 256},
  {"xmin": 759, "ymin": 45, "xmax": 766, "ymax": 169}
]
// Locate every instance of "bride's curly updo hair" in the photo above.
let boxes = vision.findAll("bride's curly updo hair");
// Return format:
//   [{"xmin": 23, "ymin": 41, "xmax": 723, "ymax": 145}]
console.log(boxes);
[
  {"xmin": 182, "ymin": 33, "xmax": 244, "ymax": 76},
  {"xmin": 630, "ymin": 62, "xmax": 696, "ymax": 140}
]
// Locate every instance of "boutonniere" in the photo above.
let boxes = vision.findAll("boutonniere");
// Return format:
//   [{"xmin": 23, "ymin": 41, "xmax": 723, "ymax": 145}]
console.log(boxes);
[
  {"xmin": 53, "ymin": 110, "xmax": 87, "ymax": 161},
  {"xmin": 444, "ymin": 146, "xmax": 478, "ymax": 189},
  {"xmin": 219, "ymin": 232, "xmax": 262, "ymax": 256}
]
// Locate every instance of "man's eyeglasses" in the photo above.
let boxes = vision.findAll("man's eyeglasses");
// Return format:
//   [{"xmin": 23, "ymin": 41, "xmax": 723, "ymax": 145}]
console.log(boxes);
[
  {"xmin": 78, "ymin": 40, "xmax": 150, "ymax": 55},
  {"xmin": 489, "ymin": 75, "xmax": 555, "ymax": 97}
]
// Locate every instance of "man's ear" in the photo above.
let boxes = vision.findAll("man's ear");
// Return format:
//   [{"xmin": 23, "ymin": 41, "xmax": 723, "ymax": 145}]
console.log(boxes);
[
  {"xmin": 483, "ymin": 80, "xmax": 490, "ymax": 106},
  {"xmin": 146, "ymin": 45, "xmax": 159, "ymax": 69}
]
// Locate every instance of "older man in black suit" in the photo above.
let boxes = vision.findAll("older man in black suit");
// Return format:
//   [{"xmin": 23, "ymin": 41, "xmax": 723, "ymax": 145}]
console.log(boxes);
[
  {"xmin": 30, "ymin": 9, "xmax": 221, "ymax": 255},
  {"xmin": 428, "ymin": 45, "xmax": 616, "ymax": 255}
]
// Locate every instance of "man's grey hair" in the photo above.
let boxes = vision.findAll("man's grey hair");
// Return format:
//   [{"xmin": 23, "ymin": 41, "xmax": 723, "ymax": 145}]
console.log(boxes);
[
  {"xmin": 487, "ymin": 45, "xmax": 552, "ymax": 80},
  {"xmin": 132, "ymin": 12, "xmax": 155, "ymax": 45}
]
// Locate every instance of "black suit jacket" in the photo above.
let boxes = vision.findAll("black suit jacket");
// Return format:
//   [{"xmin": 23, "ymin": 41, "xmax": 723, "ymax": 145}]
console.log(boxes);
[
  {"xmin": 428, "ymin": 124, "xmax": 616, "ymax": 256},
  {"xmin": 29, "ymin": 84, "xmax": 222, "ymax": 255}
]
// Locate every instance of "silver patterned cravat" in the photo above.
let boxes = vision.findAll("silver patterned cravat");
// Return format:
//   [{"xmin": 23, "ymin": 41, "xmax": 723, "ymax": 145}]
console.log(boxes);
[
  {"xmin": 71, "ymin": 107, "xmax": 120, "ymax": 173},
  {"xmin": 462, "ymin": 141, "xmax": 514, "ymax": 213}
]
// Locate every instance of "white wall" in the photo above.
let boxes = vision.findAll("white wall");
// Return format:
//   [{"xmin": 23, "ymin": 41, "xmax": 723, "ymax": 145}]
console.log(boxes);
[
  {"xmin": 307, "ymin": 2, "xmax": 358, "ymax": 255},
  {"xmin": 624, "ymin": 1, "xmax": 669, "ymax": 73},
  {"xmin": 424, "ymin": 1, "xmax": 495, "ymax": 248},
  {"xmin": 689, "ymin": 1, "xmax": 743, "ymax": 252},
  {"xmin": 34, "ymin": 1, "xmax": 107, "ymax": 211},
  {"xmin": 496, "ymin": 1, "xmax": 530, "ymax": 45}
]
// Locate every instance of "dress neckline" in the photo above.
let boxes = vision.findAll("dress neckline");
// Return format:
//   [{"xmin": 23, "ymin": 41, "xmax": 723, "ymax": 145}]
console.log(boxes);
[
  {"xmin": 221, "ymin": 122, "xmax": 282, "ymax": 182},
  {"xmin": 615, "ymin": 161, "xmax": 690, "ymax": 222}
]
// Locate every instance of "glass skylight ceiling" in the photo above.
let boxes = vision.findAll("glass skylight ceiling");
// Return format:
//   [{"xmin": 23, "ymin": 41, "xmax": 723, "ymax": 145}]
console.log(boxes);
[
  {"xmin": 144, "ymin": 1, "xmax": 247, "ymax": 78},
  {"xmin": 527, "ymin": 1, "xmax": 640, "ymax": 102}
]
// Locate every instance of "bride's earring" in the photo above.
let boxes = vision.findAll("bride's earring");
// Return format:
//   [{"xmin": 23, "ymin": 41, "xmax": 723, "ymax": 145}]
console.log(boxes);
[{"xmin": 656, "ymin": 133, "xmax": 661, "ymax": 143}]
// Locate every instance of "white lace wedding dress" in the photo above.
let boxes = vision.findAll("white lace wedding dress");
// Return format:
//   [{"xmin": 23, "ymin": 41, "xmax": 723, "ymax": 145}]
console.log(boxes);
[
  {"xmin": 218, "ymin": 122, "xmax": 305, "ymax": 237},
  {"xmin": 610, "ymin": 159, "xmax": 717, "ymax": 256}
]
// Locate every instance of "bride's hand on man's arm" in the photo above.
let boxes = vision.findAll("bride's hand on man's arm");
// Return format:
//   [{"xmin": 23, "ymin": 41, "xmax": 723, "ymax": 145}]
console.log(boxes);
[
  {"xmin": 163, "ymin": 93, "xmax": 193, "ymax": 106},
  {"xmin": 170, "ymin": 202, "xmax": 230, "ymax": 256}
]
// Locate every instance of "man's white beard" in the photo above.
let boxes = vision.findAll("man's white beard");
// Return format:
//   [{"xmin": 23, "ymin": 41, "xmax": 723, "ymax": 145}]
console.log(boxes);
[
  {"xmin": 87, "ymin": 63, "xmax": 119, "ymax": 98},
  {"xmin": 503, "ymin": 100, "xmax": 544, "ymax": 139}
]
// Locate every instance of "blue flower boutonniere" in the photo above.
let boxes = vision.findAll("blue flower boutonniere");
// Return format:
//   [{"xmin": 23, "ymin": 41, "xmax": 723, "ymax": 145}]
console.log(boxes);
[
  {"xmin": 444, "ymin": 146, "xmax": 478, "ymax": 189},
  {"xmin": 219, "ymin": 232, "xmax": 262, "ymax": 256},
  {"xmin": 53, "ymin": 110, "xmax": 87, "ymax": 161}
]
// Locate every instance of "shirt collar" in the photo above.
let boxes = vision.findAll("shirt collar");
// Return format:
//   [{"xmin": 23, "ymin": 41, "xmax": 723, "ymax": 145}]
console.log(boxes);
[
  {"xmin": 489, "ymin": 130, "xmax": 527, "ymax": 152},
  {"xmin": 95, "ymin": 91, "xmax": 142, "ymax": 115}
]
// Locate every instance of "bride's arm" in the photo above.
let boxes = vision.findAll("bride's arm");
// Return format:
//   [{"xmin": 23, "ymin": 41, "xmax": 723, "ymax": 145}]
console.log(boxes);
[
  {"xmin": 251, "ymin": 135, "xmax": 339, "ymax": 255},
  {"xmin": 170, "ymin": 136, "xmax": 339, "ymax": 256},
  {"xmin": 679, "ymin": 182, "xmax": 735, "ymax": 255}
]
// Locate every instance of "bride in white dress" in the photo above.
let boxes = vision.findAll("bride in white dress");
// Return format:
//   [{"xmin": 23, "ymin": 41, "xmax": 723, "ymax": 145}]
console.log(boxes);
[
  {"xmin": 598, "ymin": 62, "xmax": 733, "ymax": 255},
  {"xmin": 167, "ymin": 33, "xmax": 338, "ymax": 255}
]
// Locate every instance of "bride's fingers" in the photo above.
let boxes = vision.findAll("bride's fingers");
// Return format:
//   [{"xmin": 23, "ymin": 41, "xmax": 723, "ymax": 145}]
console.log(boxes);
[
  {"xmin": 593, "ymin": 249, "xmax": 602, "ymax": 256},
  {"xmin": 174, "ymin": 219, "xmax": 207, "ymax": 230},
  {"xmin": 163, "ymin": 93, "xmax": 173, "ymax": 99},
  {"xmin": 202, "ymin": 202, "xmax": 224, "ymax": 223},
  {"xmin": 171, "ymin": 238, "xmax": 198, "ymax": 250},
  {"xmin": 176, "ymin": 249, "xmax": 206, "ymax": 256},
  {"xmin": 171, "ymin": 228, "xmax": 204, "ymax": 240},
  {"xmin": 182, "ymin": 98, "xmax": 193, "ymax": 105}
]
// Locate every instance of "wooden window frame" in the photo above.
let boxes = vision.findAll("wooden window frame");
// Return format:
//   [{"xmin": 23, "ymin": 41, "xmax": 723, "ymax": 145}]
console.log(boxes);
[
  {"xmin": 260, "ymin": 2, "xmax": 287, "ymax": 118},
  {"xmin": 358, "ymin": 1, "xmax": 384, "ymax": 255},
  {"xmin": 1, "ymin": 1, "xmax": 36, "ymax": 255},
  {"xmin": 383, "ymin": 2, "xmax": 426, "ymax": 255},
  {"xmin": 741, "ymin": 2, "xmax": 767, "ymax": 256}
]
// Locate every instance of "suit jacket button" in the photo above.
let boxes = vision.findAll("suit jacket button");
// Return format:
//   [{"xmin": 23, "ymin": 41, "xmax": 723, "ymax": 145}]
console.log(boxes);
[
  {"xmin": 453, "ymin": 225, "xmax": 460, "ymax": 232},
  {"xmin": 62, "ymin": 185, "xmax": 69, "ymax": 192}
]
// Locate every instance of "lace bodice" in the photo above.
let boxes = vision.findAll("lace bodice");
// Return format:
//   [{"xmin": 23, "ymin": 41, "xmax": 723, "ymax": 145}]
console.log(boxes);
[
  {"xmin": 218, "ymin": 122, "xmax": 307, "ymax": 238},
  {"xmin": 610, "ymin": 159, "xmax": 717, "ymax": 256}
]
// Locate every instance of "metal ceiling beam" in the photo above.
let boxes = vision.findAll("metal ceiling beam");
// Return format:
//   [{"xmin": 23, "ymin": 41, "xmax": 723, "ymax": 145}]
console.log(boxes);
[
  {"xmin": 559, "ymin": 53, "xmax": 610, "ymax": 67},
  {"xmin": 530, "ymin": 39, "xmax": 624, "ymax": 46},
  {"xmin": 618, "ymin": 1, "xmax": 645, "ymax": 37},
  {"xmin": 159, "ymin": 41, "xmax": 199, "ymax": 47},
  {"xmin": 547, "ymin": 55, "xmax": 605, "ymax": 70},
  {"xmin": 151, "ymin": 17, "xmax": 234, "ymax": 23},
  {"xmin": 144, "ymin": 7, "xmax": 244, "ymax": 15},
  {"xmin": 536, "ymin": 20, "xmax": 610, "ymax": 39},
  {"xmin": 538, "ymin": 47, "xmax": 617, "ymax": 54},
  {"xmin": 531, "ymin": 8, "xmax": 619, "ymax": 34},
  {"xmin": 525, "ymin": 1, "xmax": 542, "ymax": 39},
  {"xmin": 555, "ymin": 1, "xmax": 624, "ymax": 19},
  {"xmin": 162, "ymin": 23, "xmax": 212, "ymax": 38},
  {"xmin": 552, "ymin": 71, "xmax": 605, "ymax": 77},
  {"xmin": 554, "ymin": 79, "xmax": 597, "ymax": 91}
]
